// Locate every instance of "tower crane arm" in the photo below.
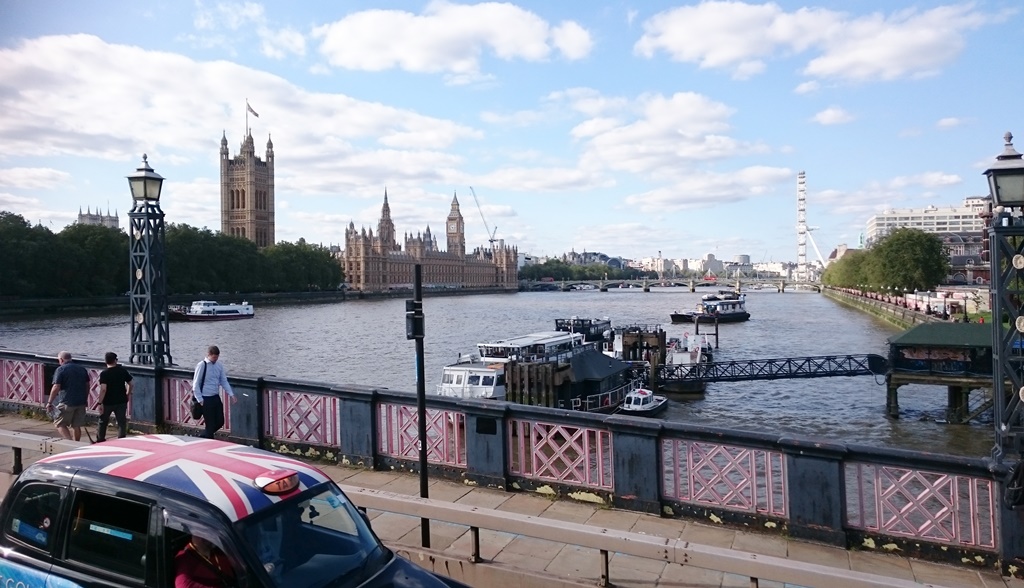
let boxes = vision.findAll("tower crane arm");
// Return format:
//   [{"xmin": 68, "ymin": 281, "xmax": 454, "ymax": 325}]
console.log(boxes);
[{"xmin": 469, "ymin": 186, "xmax": 498, "ymax": 246}]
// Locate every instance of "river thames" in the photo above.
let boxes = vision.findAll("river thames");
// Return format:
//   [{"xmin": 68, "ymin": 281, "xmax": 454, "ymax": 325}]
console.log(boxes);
[{"xmin": 0, "ymin": 288, "xmax": 994, "ymax": 457}]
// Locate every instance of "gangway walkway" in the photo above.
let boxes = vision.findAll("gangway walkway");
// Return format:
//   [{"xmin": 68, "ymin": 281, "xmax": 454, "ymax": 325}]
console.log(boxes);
[{"xmin": 656, "ymin": 353, "xmax": 889, "ymax": 385}]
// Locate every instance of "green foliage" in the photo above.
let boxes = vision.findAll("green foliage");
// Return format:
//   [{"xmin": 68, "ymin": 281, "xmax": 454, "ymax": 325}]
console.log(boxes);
[
  {"xmin": 518, "ymin": 259, "xmax": 657, "ymax": 281},
  {"xmin": 821, "ymin": 228, "xmax": 950, "ymax": 291},
  {"xmin": 0, "ymin": 211, "xmax": 345, "ymax": 299}
]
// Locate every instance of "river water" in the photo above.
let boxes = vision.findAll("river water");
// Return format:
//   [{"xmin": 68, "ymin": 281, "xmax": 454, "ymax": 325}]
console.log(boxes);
[{"xmin": 0, "ymin": 288, "xmax": 994, "ymax": 457}]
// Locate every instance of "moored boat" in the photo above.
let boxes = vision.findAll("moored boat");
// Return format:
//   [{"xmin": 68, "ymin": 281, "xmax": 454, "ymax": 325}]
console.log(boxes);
[
  {"xmin": 169, "ymin": 300, "xmax": 255, "ymax": 321},
  {"xmin": 619, "ymin": 388, "xmax": 667, "ymax": 416},
  {"xmin": 436, "ymin": 328, "xmax": 642, "ymax": 412},
  {"xmin": 670, "ymin": 295, "xmax": 750, "ymax": 324}
]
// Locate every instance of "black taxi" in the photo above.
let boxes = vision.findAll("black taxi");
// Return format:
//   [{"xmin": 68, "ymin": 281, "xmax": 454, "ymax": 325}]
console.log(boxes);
[{"xmin": 0, "ymin": 434, "xmax": 470, "ymax": 587}]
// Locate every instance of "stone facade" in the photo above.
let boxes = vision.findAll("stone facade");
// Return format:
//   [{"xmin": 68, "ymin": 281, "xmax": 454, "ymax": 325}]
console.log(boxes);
[
  {"xmin": 220, "ymin": 132, "xmax": 275, "ymax": 248},
  {"xmin": 343, "ymin": 192, "xmax": 518, "ymax": 292},
  {"xmin": 77, "ymin": 207, "xmax": 118, "ymax": 229}
]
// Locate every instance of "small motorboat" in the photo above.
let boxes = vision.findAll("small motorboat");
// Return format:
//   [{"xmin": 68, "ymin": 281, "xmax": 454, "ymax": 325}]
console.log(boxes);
[{"xmin": 619, "ymin": 388, "xmax": 668, "ymax": 417}]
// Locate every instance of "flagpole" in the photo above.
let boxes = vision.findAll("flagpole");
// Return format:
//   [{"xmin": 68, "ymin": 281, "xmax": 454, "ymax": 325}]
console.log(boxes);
[{"xmin": 245, "ymin": 98, "xmax": 249, "ymax": 136}]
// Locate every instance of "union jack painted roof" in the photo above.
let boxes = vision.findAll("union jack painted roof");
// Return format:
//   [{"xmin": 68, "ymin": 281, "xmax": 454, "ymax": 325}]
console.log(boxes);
[{"xmin": 38, "ymin": 435, "xmax": 331, "ymax": 522}]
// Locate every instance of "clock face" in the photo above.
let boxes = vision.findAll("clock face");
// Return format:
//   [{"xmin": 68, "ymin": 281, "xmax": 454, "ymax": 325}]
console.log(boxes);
[{"xmin": 449, "ymin": 223, "xmax": 457, "ymax": 231}]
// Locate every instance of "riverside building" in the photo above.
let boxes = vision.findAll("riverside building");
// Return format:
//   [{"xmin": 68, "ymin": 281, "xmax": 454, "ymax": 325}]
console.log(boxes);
[
  {"xmin": 343, "ymin": 192, "xmax": 518, "ymax": 292},
  {"xmin": 864, "ymin": 196, "xmax": 989, "ymax": 247}
]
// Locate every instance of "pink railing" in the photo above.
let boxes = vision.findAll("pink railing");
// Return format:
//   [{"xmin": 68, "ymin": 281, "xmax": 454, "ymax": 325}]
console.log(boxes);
[
  {"xmin": 0, "ymin": 359, "xmax": 45, "ymax": 404},
  {"xmin": 377, "ymin": 403, "xmax": 466, "ymax": 467},
  {"xmin": 661, "ymin": 438, "xmax": 787, "ymax": 518},
  {"xmin": 508, "ymin": 419, "xmax": 613, "ymax": 490},
  {"xmin": 264, "ymin": 389, "xmax": 339, "ymax": 446},
  {"xmin": 846, "ymin": 462, "xmax": 996, "ymax": 550},
  {"xmin": 163, "ymin": 376, "xmax": 231, "ymax": 432}
]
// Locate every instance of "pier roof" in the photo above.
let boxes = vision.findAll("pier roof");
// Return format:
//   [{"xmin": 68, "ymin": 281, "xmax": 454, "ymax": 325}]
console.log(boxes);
[{"xmin": 887, "ymin": 323, "xmax": 991, "ymax": 348}]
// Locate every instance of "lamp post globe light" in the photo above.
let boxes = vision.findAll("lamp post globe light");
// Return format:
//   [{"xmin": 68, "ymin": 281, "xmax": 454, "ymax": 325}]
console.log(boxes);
[
  {"xmin": 985, "ymin": 133, "xmax": 1024, "ymax": 461},
  {"xmin": 127, "ymin": 154, "xmax": 173, "ymax": 367}
]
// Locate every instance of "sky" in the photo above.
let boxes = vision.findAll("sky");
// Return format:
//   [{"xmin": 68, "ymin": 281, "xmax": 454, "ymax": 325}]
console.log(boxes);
[{"xmin": 0, "ymin": 1, "xmax": 1021, "ymax": 265}]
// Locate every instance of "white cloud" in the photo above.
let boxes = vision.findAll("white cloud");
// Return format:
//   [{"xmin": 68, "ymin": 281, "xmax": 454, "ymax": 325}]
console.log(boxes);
[
  {"xmin": 624, "ymin": 166, "xmax": 793, "ymax": 213},
  {"xmin": 480, "ymin": 109, "xmax": 548, "ymax": 127},
  {"xmin": 888, "ymin": 172, "xmax": 961, "ymax": 189},
  {"xmin": 259, "ymin": 26, "xmax": 306, "ymax": 59},
  {"xmin": 811, "ymin": 106, "xmax": 854, "ymax": 125},
  {"xmin": 0, "ymin": 34, "xmax": 482, "ymax": 201},
  {"xmin": 189, "ymin": 1, "xmax": 305, "ymax": 59},
  {"xmin": 0, "ymin": 167, "xmax": 72, "ymax": 190},
  {"xmin": 311, "ymin": 2, "xmax": 593, "ymax": 83},
  {"xmin": 936, "ymin": 117, "xmax": 964, "ymax": 129},
  {"xmin": 804, "ymin": 5, "xmax": 989, "ymax": 82},
  {"xmin": 794, "ymin": 81, "xmax": 819, "ymax": 94},
  {"xmin": 546, "ymin": 87, "xmax": 629, "ymax": 117},
  {"xmin": 551, "ymin": 21, "xmax": 593, "ymax": 60},
  {"xmin": 634, "ymin": 2, "xmax": 992, "ymax": 83}
]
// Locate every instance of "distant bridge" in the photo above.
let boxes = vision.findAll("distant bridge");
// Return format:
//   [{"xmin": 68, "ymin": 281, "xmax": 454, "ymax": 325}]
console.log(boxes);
[
  {"xmin": 524, "ymin": 278, "xmax": 822, "ymax": 293},
  {"xmin": 652, "ymin": 354, "xmax": 889, "ymax": 386}
]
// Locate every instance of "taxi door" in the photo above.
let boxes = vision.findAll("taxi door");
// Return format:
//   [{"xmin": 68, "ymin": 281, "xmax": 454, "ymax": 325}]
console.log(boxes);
[{"xmin": 45, "ymin": 481, "xmax": 160, "ymax": 587}]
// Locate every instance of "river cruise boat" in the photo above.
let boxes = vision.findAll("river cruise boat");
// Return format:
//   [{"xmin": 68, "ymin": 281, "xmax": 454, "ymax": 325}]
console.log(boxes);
[
  {"xmin": 620, "ymin": 388, "xmax": 668, "ymax": 417},
  {"xmin": 437, "ymin": 329, "xmax": 640, "ymax": 412},
  {"xmin": 670, "ymin": 295, "xmax": 750, "ymax": 324},
  {"xmin": 169, "ymin": 300, "xmax": 255, "ymax": 321}
]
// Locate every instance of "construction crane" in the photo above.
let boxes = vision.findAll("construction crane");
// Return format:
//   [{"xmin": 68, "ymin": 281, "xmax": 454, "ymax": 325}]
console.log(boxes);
[{"xmin": 469, "ymin": 186, "xmax": 498, "ymax": 248}]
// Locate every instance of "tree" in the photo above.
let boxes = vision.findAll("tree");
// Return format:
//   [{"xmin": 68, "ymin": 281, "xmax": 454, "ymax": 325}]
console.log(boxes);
[
  {"xmin": 56, "ymin": 223, "xmax": 128, "ymax": 296},
  {"xmin": 864, "ymin": 228, "xmax": 949, "ymax": 292},
  {"xmin": 821, "ymin": 249, "xmax": 869, "ymax": 288}
]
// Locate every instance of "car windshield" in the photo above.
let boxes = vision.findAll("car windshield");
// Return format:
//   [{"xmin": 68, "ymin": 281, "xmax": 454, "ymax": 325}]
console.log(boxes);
[{"xmin": 236, "ymin": 482, "xmax": 384, "ymax": 588}]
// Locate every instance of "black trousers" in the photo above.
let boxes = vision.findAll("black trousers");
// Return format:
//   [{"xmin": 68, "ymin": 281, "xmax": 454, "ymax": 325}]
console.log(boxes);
[
  {"xmin": 201, "ymin": 394, "xmax": 225, "ymax": 438},
  {"xmin": 97, "ymin": 402, "xmax": 128, "ymax": 442}
]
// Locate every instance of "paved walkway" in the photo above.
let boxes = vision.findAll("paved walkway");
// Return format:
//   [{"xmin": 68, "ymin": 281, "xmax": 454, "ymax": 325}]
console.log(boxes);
[{"xmin": 0, "ymin": 412, "xmax": 1020, "ymax": 588}]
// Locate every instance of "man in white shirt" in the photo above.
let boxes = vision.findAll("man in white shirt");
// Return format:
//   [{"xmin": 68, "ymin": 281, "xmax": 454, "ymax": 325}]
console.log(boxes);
[{"xmin": 192, "ymin": 345, "xmax": 237, "ymax": 438}]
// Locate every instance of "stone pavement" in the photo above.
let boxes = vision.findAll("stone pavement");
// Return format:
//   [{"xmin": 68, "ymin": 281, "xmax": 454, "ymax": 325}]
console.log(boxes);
[{"xmin": 0, "ymin": 412, "xmax": 1020, "ymax": 588}]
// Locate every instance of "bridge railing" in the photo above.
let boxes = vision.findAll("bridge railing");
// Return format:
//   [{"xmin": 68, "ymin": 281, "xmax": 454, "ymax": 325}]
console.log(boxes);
[{"xmin": 0, "ymin": 349, "xmax": 1018, "ymax": 573}]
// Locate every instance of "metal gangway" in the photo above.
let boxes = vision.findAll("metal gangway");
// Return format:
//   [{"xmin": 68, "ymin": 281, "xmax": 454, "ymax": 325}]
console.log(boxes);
[{"xmin": 655, "ymin": 354, "xmax": 889, "ymax": 385}]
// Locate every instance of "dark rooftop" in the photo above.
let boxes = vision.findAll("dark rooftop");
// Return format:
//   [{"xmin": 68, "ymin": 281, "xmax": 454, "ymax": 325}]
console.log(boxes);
[{"xmin": 887, "ymin": 322, "xmax": 991, "ymax": 348}]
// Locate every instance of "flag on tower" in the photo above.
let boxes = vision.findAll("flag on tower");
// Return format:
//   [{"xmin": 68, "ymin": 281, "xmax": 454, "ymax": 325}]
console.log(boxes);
[{"xmin": 247, "ymin": 101, "xmax": 259, "ymax": 118}]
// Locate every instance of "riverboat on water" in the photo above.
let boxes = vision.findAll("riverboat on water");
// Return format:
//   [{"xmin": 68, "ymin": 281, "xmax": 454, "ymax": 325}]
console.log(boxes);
[
  {"xmin": 670, "ymin": 294, "xmax": 750, "ymax": 324},
  {"xmin": 436, "ymin": 326, "xmax": 641, "ymax": 412},
  {"xmin": 168, "ymin": 300, "xmax": 255, "ymax": 321},
  {"xmin": 619, "ymin": 388, "xmax": 668, "ymax": 416}
]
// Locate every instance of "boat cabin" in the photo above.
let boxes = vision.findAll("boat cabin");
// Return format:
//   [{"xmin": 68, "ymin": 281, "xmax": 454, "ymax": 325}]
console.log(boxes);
[
  {"xmin": 437, "ymin": 359, "xmax": 506, "ymax": 400},
  {"xmin": 476, "ymin": 331, "xmax": 586, "ymax": 364},
  {"xmin": 623, "ymin": 389, "xmax": 656, "ymax": 410},
  {"xmin": 553, "ymin": 317, "xmax": 613, "ymax": 343}
]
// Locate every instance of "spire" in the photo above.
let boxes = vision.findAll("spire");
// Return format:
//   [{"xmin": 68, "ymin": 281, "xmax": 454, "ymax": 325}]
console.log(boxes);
[{"xmin": 266, "ymin": 133, "xmax": 273, "ymax": 149}]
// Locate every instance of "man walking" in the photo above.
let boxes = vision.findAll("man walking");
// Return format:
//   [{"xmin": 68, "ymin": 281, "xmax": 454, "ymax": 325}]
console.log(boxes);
[
  {"xmin": 192, "ymin": 345, "xmax": 237, "ymax": 438},
  {"xmin": 96, "ymin": 351, "xmax": 133, "ymax": 442},
  {"xmin": 46, "ymin": 351, "xmax": 89, "ymax": 441}
]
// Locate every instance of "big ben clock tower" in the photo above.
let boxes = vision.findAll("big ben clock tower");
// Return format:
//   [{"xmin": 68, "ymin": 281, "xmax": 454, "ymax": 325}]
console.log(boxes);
[{"xmin": 446, "ymin": 193, "xmax": 465, "ymax": 257}]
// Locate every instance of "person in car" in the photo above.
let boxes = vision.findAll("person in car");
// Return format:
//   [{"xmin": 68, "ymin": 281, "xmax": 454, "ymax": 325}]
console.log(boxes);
[{"xmin": 174, "ymin": 535, "xmax": 236, "ymax": 588}]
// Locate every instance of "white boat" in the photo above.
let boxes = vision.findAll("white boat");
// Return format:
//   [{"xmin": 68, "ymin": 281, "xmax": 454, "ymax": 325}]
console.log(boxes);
[
  {"xmin": 437, "ymin": 329, "xmax": 641, "ymax": 412},
  {"xmin": 620, "ymin": 388, "xmax": 667, "ymax": 416},
  {"xmin": 169, "ymin": 300, "xmax": 255, "ymax": 321}
]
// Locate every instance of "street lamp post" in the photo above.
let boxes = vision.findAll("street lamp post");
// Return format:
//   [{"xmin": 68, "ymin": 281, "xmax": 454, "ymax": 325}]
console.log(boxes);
[
  {"xmin": 985, "ymin": 133, "xmax": 1024, "ymax": 462},
  {"xmin": 127, "ymin": 154, "xmax": 172, "ymax": 367}
]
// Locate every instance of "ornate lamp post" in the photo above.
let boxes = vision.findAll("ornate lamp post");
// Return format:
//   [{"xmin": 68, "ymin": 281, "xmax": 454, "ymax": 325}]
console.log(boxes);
[
  {"xmin": 985, "ymin": 133, "xmax": 1024, "ymax": 461},
  {"xmin": 127, "ymin": 154, "xmax": 172, "ymax": 367}
]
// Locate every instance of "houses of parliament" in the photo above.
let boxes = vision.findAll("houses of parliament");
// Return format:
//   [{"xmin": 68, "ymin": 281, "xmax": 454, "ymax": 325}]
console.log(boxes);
[
  {"xmin": 218, "ymin": 131, "xmax": 517, "ymax": 292},
  {"xmin": 343, "ymin": 193, "xmax": 518, "ymax": 292}
]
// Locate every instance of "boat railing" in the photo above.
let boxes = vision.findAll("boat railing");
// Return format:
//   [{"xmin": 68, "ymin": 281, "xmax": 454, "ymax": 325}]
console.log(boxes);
[{"xmin": 580, "ymin": 378, "xmax": 643, "ymax": 412}]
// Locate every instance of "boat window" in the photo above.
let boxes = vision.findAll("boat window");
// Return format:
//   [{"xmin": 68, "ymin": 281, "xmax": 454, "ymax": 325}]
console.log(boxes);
[
  {"xmin": 467, "ymin": 375, "xmax": 480, "ymax": 386},
  {"xmin": 454, "ymin": 374, "xmax": 463, "ymax": 385},
  {"xmin": 481, "ymin": 375, "xmax": 494, "ymax": 386},
  {"xmin": 495, "ymin": 374, "xmax": 505, "ymax": 387},
  {"xmin": 442, "ymin": 373, "xmax": 453, "ymax": 384}
]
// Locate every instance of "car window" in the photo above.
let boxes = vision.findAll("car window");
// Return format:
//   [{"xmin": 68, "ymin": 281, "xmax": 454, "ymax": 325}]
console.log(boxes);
[
  {"xmin": 237, "ymin": 483, "xmax": 382, "ymax": 588},
  {"xmin": 5, "ymin": 483, "xmax": 65, "ymax": 551},
  {"xmin": 65, "ymin": 490, "xmax": 151, "ymax": 581}
]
